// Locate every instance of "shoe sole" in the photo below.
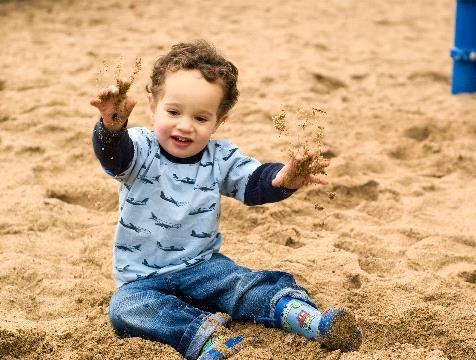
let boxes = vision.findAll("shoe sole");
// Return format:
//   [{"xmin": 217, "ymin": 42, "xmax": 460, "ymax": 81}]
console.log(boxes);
[{"xmin": 319, "ymin": 308, "xmax": 362, "ymax": 352}]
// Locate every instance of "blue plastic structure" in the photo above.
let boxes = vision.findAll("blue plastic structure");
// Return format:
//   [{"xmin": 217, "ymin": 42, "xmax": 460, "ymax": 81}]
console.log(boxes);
[{"xmin": 451, "ymin": 0, "xmax": 476, "ymax": 94}]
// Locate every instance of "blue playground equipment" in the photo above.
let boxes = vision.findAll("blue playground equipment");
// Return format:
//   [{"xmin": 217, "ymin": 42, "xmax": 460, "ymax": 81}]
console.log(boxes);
[{"xmin": 451, "ymin": 0, "xmax": 476, "ymax": 94}]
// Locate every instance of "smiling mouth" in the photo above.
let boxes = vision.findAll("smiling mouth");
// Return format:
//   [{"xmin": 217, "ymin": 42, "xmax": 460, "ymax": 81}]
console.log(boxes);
[{"xmin": 171, "ymin": 135, "xmax": 192, "ymax": 143}]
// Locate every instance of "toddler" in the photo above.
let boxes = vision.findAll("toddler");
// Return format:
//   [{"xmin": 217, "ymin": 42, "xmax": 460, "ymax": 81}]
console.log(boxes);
[{"xmin": 90, "ymin": 40, "xmax": 362, "ymax": 359}]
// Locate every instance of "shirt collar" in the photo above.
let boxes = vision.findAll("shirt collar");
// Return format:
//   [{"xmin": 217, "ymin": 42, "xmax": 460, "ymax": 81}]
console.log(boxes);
[{"xmin": 159, "ymin": 144, "xmax": 206, "ymax": 164}]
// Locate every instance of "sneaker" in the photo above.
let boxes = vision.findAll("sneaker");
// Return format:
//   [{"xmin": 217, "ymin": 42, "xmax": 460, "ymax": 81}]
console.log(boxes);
[
  {"xmin": 198, "ymin": 336, "xmax": 244, "ymax": 360},
  {"xmin": 318, "ymin": 308, "xmax": 362, "ymax": 352}
]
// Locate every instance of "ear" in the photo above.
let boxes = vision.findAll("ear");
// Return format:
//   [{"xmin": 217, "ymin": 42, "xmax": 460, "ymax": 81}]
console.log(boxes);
[
  {"xmin": 147, "ymin": 93, "xmax": 157, "ymax": 114},
  {"xmin": 213, "ymin": 114, "xmax": 228, "ymax": 133}
]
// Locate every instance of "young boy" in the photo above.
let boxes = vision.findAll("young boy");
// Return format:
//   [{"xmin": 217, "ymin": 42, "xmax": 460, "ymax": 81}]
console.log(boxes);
[{"xmin": 90, "ymin": 40, "xmax": 362, "ymax": 360}]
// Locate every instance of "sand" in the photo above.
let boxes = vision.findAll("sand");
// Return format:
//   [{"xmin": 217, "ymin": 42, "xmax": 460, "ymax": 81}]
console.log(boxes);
[{"xmin": 0, "ymin": 0, "xmax": 475, "ymax": 359}]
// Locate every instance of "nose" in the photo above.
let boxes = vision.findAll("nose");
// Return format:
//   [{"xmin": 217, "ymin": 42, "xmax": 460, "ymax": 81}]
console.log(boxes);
[{"xmin": 175, "ymin": 116, "xmax": 193, "ymax": 132}]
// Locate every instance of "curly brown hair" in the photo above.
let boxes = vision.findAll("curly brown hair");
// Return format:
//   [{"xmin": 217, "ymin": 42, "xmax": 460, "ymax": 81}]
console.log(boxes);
[{"xmin": 146, "ymin": 40, "xmax": 239, "ymax": 119}]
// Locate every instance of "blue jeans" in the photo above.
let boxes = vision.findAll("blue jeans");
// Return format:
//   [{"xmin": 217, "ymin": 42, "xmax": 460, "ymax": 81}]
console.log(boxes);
[{"xmin": 109, "ymin": 253, "xmax": 313, "ymax": 359}]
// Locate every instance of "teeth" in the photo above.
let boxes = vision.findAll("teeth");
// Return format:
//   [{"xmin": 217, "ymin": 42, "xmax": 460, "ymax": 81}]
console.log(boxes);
[{"xmin": 174, "ymin": 136, "xmax": 190, "ymax": 142}]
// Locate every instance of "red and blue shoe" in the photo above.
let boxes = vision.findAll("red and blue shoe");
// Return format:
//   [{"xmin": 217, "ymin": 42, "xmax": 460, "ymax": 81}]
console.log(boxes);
[
  {"xmin": 319, "ymin": 308, "xmax": 362, "ymax": 352},
  {"xmin": 275, "ymin": 296, "xmax": 362, "ymax": 352},
  {"xmin": 198, "ymin": 336, "xmax": 244, "ymax": 360}
]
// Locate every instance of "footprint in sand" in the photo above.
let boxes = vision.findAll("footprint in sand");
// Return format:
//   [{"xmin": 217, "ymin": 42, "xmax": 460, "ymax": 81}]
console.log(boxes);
[
  {"xmin": 304, "ymin": 179, "xmax": 380, "ymax": 210},
  {"xmin": 458, "ymin": 270, "xmax": 476, "ymax": 284},
  {"xmin": 406, "ymin": 236, "xmax": 476, "ymax": 278},
  {"xmin": 332, "ymin": 180, "xmax": 379, "ymax": 204},
  {"xmin": 321, "ymin": 146, "xmax": 337, "ymax": 159},
  {"xmin": 310, "ymin": 72, "xmax": 347, "ymax": 94},
  {"xmin": 265, "ymin": 225, "xmax": 305, "ymax": 249},
  {"xmin": 15, "ymin": 145, "xmax": 45, "ymax": 156},
  {"xmin": 403, "ymin": 125, "xmax": 431, "ymax": 142},
  {"xmin": 0, "ymin": 326, "xmax": 53, "ymax": 358},
  {"xmin": 45, "ymin": 186, "xmax": 117, "ymax": 211},
  {"xmin": 335, "ymin": 234, "xmax": 398, "ymax": 276},
  {"xmin": 438, "ymin": 263, "xmax": 476, "ymax": 285},
  {"xmin": 388, "ymin": 124, "xmax": 434, "ymax": 161},
  {"xmin": 407, "ymin": 71, "xmax": 449, "ymax": 84}
]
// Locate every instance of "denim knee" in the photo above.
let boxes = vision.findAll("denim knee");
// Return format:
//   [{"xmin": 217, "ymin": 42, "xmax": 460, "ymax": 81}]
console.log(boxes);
[
  {"xmin": 109, "ymin": 288, "xmax": 146, "ymax": 337},
  {"xmin": 108, "ymin": 283, "xmax": 231, "ymax": 359}
]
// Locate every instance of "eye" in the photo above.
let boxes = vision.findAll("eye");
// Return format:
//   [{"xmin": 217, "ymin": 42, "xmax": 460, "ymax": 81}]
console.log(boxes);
[
  {"xmin": 195, "ymin": 116, "xmax": 208, "ymax": 123},
  {"xmin": 167, "ymin": 109, "xmax": 179, "ymax": 116}
]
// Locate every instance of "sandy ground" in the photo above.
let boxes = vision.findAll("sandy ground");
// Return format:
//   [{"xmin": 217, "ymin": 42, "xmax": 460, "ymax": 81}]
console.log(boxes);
[{"xmin": 1, "ymin": 0, "xmax": 475, "ymax": 359}]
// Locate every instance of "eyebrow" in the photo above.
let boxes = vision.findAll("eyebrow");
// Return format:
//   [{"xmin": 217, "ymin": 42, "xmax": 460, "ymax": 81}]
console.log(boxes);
[{"xmin": 164, "ymin": 102, "xmax": 214, "ymax": 116}]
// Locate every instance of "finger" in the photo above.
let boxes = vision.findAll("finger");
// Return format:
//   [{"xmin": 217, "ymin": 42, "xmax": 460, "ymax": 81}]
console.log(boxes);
[
  {"xmin": 309, "ymin": 174, "xmax": 330, "ymax": 185},
  {"xmin": 271, "ymin": 167, "xmax": 287, "ymax": 187},
  {"xmin": 121, "ymin": 77, "xmax": 132, "ymax": 86},
  {"xmin": 90, "ymin": 97, "xmax": 102, "ymax": 108},
  {"xmin": 98, "ymin": 88, "xmax": 113, "ymax": 100},
  {"xmin": 107, "ymin": 84, "xmax": 119, "ymax": 95},
  {"xmin": 99, "ymin": 88, "xmax": 108, "ymax": 98},
  {"xmin": 125, "ymin": 97, "xmax": 137, "ymax": 114},
  {"xmin": 271, "ymin": 171, "xmax": 284, "ymax": 187},
  {"xmin": 319, "ymin": 159, "xmax": 330, "ymax": 168}
]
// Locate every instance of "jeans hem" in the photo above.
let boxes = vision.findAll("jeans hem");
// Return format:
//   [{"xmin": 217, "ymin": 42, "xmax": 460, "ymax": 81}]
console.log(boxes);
[{"xmin": 181, "ymin": 312, "xmax": 230, "ymax": 360}]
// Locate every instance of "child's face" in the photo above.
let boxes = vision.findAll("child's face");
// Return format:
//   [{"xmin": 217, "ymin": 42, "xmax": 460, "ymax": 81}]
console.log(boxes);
[{"xmin": 149, "ymin": 69, "xmax": 225, "ymax": 158}]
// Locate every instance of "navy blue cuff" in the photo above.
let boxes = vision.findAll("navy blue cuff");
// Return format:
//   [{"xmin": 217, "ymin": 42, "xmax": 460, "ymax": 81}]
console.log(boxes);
[
  {"xmin": 244, "ymin": 163, "xmax": 296, "ymax": 205},
  {"xmin": 92, "ymin": 119, "xmax": 133, "ymax": 175}
]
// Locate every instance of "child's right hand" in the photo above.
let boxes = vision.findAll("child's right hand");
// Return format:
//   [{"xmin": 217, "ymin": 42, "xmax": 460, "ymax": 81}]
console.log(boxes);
[{"xmin": 90, "ymin": 79, "xmax": 137, "ymax": 132}]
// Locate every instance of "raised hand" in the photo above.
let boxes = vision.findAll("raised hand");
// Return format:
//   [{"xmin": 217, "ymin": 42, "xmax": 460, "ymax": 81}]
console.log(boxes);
[
  {"xmin": 90, "ymin": 79, "xmax": 137, "ymax": 132},
  {"xmin": 272, "ymin": 152, "xmax": 330, "ymax": 190}
]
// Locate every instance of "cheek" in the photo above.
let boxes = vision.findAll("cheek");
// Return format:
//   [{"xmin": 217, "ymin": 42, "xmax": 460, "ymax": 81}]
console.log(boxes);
[
  {"xmin": 154, "ymin": 117, "xmax": 176, "ymax": 140},
  {"xmin": 198, "ymin": 127, "xmax": 215, "ymax": 141},
  {"xmin": 153, "ymin": 117, "xmax": 167, "ymax": 136}
]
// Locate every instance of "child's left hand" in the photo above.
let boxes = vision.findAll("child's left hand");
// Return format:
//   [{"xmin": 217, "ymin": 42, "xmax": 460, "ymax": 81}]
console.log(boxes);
[{"xmin": 272, "ymin": 152, "xmax": 330, "ymax": 190}]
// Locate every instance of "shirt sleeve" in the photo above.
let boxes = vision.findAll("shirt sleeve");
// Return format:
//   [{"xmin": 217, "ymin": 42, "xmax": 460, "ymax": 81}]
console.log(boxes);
[
  {"xmin": 92, "ymin": 119, "xmax": 133, "ymax": 177},
  {"xmin": 92, "ymin": 120, "xmax": 154, "ymax": 183},
  {"xmin": 243, "ymin": 163, "xmax": 296, "ymax": 205},
  {"xmin": 216, "ymin": 141, "xmax": 261, "ymax": 203}
]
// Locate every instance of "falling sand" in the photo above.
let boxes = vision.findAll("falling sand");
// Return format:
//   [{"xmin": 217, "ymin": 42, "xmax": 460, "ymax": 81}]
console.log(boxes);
[
  {"xmin": 97, "ymin": 57, "xmax": 142, "ymax": 124},
  {"xmin": 272, "ymin": 105, "xmax": 335, "ymax": 210}
]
